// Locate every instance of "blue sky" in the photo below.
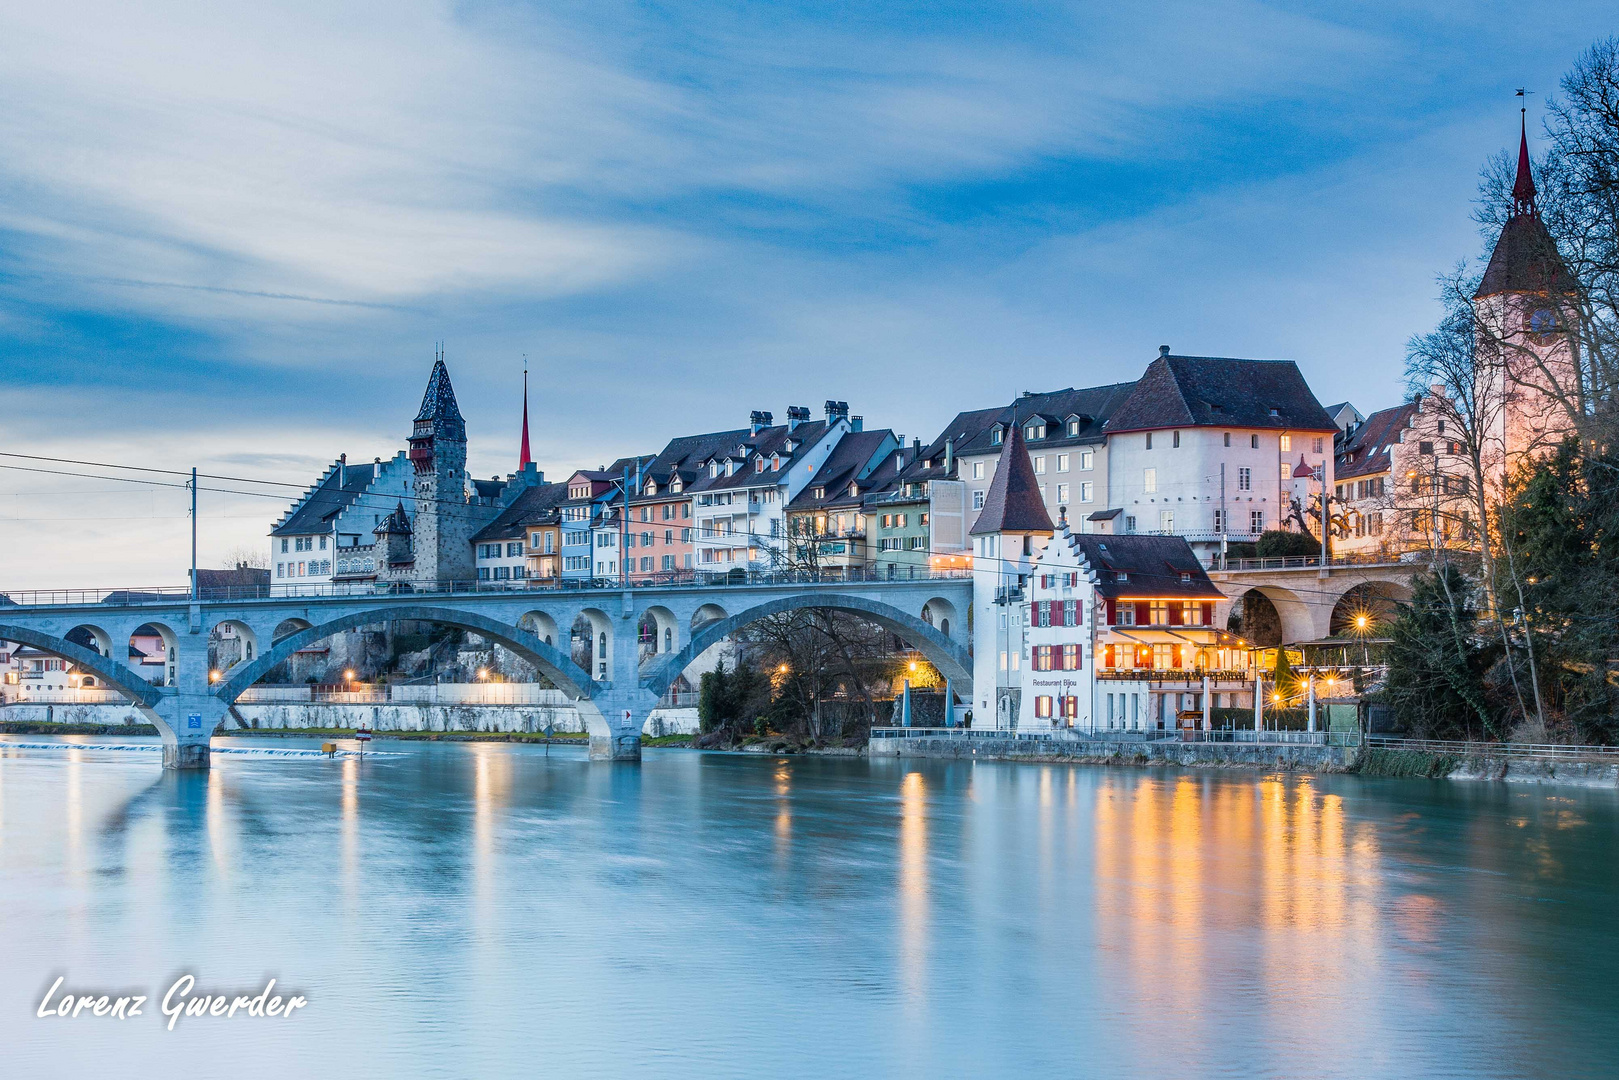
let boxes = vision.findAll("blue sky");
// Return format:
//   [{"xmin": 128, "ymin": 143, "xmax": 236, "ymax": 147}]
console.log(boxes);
[{"xmin": 0, "ymin": 1, "xmax": 1608, "ymax": 585}]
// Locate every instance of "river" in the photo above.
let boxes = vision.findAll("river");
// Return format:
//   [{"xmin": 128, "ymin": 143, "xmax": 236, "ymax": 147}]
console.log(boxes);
[{"xmin": 1, "ymin": 736, "xmax": 1616, "ymax": 1079}]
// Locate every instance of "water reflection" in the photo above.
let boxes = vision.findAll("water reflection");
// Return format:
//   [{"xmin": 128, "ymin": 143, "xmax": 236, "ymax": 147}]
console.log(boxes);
[{"xmin": 899, "ymin": 769, "xmax": 928, "ymax": 1007}]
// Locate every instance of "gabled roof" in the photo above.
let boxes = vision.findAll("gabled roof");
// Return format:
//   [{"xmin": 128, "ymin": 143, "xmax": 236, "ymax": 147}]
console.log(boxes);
[
  {"xmin": 1334, "ymin": 401, "xmax": 1418, "ymax": 481},
  {"xmin": 271, "ymin": 460, "xmax": 383, "ymax": 537},
  {"xmin": 970, "ymin": 418, "xmax": 1054, "ymax": 535},
  {"xmin": 375, "ymin": 503, "xmax": 412, "ymax": 536},
  {"xmin": 787, "ymin": 430, "xmax": 897, "ymax": 511},
  {"xmin": 954, "ymin": 385, "xmax": 1136, "ymax": 457},
  {"xmin": 194, "ymin": 567, "xmax": 271, "ymax": 598},
  {"xmin": 1066, "ymin": 532, "xmax": 1223, "ymax": 600},
  {"xmin": 685, "ymin": 419, "xmax": 835, "ymax": 495},
  {"xmin": 888, "ymin": 406, "xmax": 1005, "ymax": 487},
  {"xmin": 633, "ymin": 428, "xmax": 753, "ymax": 501},
  {"xmin": 1475, "ymin": 213, "xmax": 1571, "ymax": 298},
  {"xmin": 472, "ymin": 482, "xmax": 569, "ymax": 543},
  {"xmin": 1104, "ymin": 354, "xmax": 1334, "ymax": 434}
]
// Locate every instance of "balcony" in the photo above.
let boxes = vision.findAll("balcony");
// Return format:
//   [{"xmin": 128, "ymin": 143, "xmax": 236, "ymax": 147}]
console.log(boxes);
[{"xmin": 1098, "ymin": 668, "xmax": 1252, "ymax": 683}]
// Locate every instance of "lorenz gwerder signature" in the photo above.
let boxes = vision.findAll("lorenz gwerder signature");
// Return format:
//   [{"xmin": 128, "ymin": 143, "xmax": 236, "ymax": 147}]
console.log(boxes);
[{"xmin": 37, "ymin": 974, "xmax": 307, "ymax": 1031}]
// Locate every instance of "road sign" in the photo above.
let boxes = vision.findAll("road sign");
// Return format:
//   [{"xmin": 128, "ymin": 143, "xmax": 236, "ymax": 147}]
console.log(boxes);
[
  {"xmin": 621, "ymin": 709, "xmax": 633, "ymax": 729},
  {"xmin": 187, "ymin": 714, "xmax": 201, "ymax": 730}
]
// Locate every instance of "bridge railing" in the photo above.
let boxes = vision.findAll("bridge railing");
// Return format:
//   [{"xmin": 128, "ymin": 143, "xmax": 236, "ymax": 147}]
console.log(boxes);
[
  {"xmin": 0, "ymin": 566, "xmax": 974, "ymax": 608},
  {"xmin": 1211, "ymin": 551, "xmax": 1425, "ymax": 572}
]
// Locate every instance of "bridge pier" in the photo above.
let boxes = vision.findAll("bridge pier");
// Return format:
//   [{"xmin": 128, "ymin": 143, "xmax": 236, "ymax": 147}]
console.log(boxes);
[{"xmin": 153, "ymin": 693, "xmax": 228, "ymax": 770}]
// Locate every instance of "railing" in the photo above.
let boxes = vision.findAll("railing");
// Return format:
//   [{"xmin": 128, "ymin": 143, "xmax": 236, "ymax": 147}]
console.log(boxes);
[
  {"xmin": 1096, "ymin": 669, "xmax": 1252, "ymax": 682},
  {"xmin": 1211, "ymin": 551, "xmax": 1429, "ymax": 572},
  {"xmin": 1364, "ymin": 736, "xmax": 1619, "ymax": 758},
  {"xmin": 235, "ymin": 684, "xmax": 576, "ymax": 706},
  {"xmin": 1, "ymin": 688, "xmax": 129, "ymax": 705},
  {"xmin": 0, "ymin": 566, "xmax": 974, "ymax": 608},
  {"xmin": 1171, "ymin": 730, "xmax": 1360, "ymax": 746}
]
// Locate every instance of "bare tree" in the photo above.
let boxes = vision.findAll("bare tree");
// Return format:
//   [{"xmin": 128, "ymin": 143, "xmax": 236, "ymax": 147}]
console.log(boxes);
[{"xmin": 222, "ymin": 545, "xmax": 269, "ymax": 570}]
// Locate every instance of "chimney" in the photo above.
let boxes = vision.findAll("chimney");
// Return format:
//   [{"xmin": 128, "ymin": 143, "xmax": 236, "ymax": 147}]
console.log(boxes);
[
  {"xmin": 786, "ymin": 405, "xmax": 810, "ymax": 432},
  {"xmin": 1159, "ymin": 345, "xmax": 1171, "ymax": 357},
  {"xmin": 1430, "ymin": 383, "xmax": 1446, "ymax": 400},
  {"xmin": 339, "ymin": 453, "xmax": 346, "ymax": 489},
  {"xmin": 825, "ymin": 400, "xmax": 849, "ymax": 425},
  {"xmin": 944, "ymin": 437, "xmax": 954, "ymax": 474},
  {"xmin": 850, "ymin": 415, "xmax": 863, "ymax": 432},
  {"xmin": 749, "ymin": 410, "xmax": 773, "ymax": 434},
  {"xmin": 913, "ymin": 437, "xmax": 922, "ymax": 452}
]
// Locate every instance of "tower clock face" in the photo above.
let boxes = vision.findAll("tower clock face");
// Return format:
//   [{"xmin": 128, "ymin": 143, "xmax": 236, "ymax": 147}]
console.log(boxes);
[{"xmin": 1526, "ymin": 307, "xmax": 1560, "ymax": 344}]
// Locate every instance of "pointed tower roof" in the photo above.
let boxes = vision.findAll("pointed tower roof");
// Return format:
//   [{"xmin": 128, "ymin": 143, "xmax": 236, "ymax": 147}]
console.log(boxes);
[
  {"xmin": 519, "ymin": 368, "xmax": 533, "ymax": 469},
  {"xmin": 1292, "ymin": 455, "xmax": 1315, "ymax": 478},
  {"xmin": 1476, "ymin": 115, "xmax": 1571, "ymax": 299},
  {"xmin": 416, "ymin": 357, "xmax": 464, "ymax": 423},
  {"xmin": 970, "ymin": 412, "xmax": 1055, "ymax": 535},
  {"xmin": 374, "ymin": 502, "xmax": 412, "ymax": 536},
  {"xmin": 1512, "ymin": 112, "xmax": 1537, "ymax": 216}
]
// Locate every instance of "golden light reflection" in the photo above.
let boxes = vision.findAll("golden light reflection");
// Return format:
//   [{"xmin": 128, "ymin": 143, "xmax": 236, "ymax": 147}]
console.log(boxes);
[
  {"xmin": 470, "ymin": 746, "xmax": 511, "ymax": 921},
  {"xmin": 206, "ymin": 771, "xmax": 234, "ymax": 881},
  {"xmin": 340, "ymin": 754, "xmax": 359, "ymax": 910},
  {"xmin": 774, "ymin": 760, "xmax": 792, "ymax": 859},
  {"xmin": 899, "ymin": 770, "xmax": 929, "ymax": 1008}
]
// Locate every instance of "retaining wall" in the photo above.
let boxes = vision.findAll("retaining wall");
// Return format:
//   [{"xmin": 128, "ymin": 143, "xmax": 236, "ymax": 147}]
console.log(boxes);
[{"xmin": 871, "ymin": 734, "xmax": 1355, "ymax": 771}]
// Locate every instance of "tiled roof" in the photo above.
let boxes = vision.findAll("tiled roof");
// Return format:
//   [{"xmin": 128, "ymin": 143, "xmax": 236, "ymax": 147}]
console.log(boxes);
[
  {"xmin": 953, "ymin": 386, "xmax": 1136, "ymax": 458},
  {"xmin": 471, "ymin": 482, "xmax": 570, "ymax": 543},
  {"xmin": 685, "ymin": 420, "xmax": 835, "ymax": 495},
  {"xmin": 415, "ymin": 358, "xmax": 464, "ymax": 423},
  {"xmin": 375, "ymin": 503, "xmax": 412, "ymax": 535},
  {"xmin": 632, "ymin": 428, "xmax": 754, "ymax": 501},
  {"xmin": 885, "ymin": 406, "xmax": 1005, "ymax": 488},
  {"xmin": 1334, "ymin": 402, "xmax": 1417, "ymax": 481},
  {"xmin": 787, "ymin": 430, "xmax": 897, "ymax": 511},
  {"xmin": 970, "ymin": 420, "xmax": 1054, "ymax": 535},
  {"xmin": 271, "ymin": 461, "xmax": 383, "ymax": 537},
  {"xmin": 1103, "ymin": 354, "xmax": 1335, "ymax": 434},
  {"xmin": 1475, "ymin": 212, "xmax": 1572, "ymax": 298},
  {"xmin": 1066, "ymin": 532, "xmax": 1223, "ymax": 600}
]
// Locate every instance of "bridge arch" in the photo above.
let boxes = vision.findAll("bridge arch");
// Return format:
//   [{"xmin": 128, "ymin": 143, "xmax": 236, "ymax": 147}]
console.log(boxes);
[
  {"xmin": 213, "ymin": 606, "xmax": 604, "ymax": 730},
  {"xmin": 0, "ymin": 622, "xmax": 164, "ymax": 714},
  {"xmin": 641, "ymin": 592, "xmax": 972, "ymax": 701}
]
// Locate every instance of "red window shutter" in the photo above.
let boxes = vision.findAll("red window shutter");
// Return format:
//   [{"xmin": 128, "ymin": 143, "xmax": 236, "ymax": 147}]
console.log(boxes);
[
  {"xmin": 1201, "ymin": 602, "xmax": 1213, "ymax": 626},
  {"xmin": 1168, "ymin": 604, "xmax": 1182, "ymax": 626},
  {"xmin": 1136, "ymin": 601, "xmax": 1150, "ymax": 625},
  {"xmin": 1106, "ymin": 599, "xmax": 1116, "ymax": 624}
]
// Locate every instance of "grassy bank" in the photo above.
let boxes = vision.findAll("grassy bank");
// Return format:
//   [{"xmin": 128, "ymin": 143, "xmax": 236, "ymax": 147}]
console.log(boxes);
[{"xmin": 1353, "ymin": 747, "xmax": 1462, "ymax": 778}]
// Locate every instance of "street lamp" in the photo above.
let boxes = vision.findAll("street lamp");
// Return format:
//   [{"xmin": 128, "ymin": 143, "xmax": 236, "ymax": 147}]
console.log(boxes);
[
  {"xmin": 208, "ymin": 669, "xmax": 221, "ymax": 684},
  {"xmin": 477, "ymin": 668, "xmax": 489, "ymax": 681}
]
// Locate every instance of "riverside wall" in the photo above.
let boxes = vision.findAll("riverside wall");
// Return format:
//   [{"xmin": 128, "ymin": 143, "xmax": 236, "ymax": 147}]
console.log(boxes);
[
  {"xmin": 0, "ymin": 702, "xmax": 700, "ymax": 737},
  {"xmin": 870, "ymin": 734, "xmax": 1356, "ymax": 771}
]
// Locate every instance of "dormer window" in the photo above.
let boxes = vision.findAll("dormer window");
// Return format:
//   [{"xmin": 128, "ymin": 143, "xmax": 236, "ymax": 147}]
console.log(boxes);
[
  {"xmin": 1067, "ymin": 420, "xmax": 1080, "ymax": 436},
  {"xmin": 771, "ymin": 453, "xmax": 781, "ymax": 471},
  {"xmin": 783, "ymin": 439, "xmax": 796, "ymax": 453},
  {"xmin": 755, "ymin": 456, "xmax": 765, "ymax": 472},
  {"xmin": 671, "ymin": 477, "xmax": 683, "ymax": 493},
  {"xmin": 709, "ymin": 462, "xmax": 718, "ymax": 479},
  {"xmin": 725, "ymin": 460, "xmax": 736, "ymax": 477},
  {"xmin": 848, "ymin": 483, "xmax": 858, "ymax": 497},
  {"xmin": 645, "ymin": 481, "xmax": 657, "ymax": 496},
  {"xmin": 1117, "ymin": 572, "xmax": 1129, "ymax": 582},
  {"xmin": 1026, "ymin": 423, "xmax": 1045, "ymax": 440},
  {"xmin": 1180, "ymin": 572, "xmax": 1191, "ymax": 584},
  {"xmin": 991, "ymin": 426, "xmax": 1004, "ymax": 445},
  {"xmin": 813, "ymin": 487, "xmax": 825, "ymax": 499}
]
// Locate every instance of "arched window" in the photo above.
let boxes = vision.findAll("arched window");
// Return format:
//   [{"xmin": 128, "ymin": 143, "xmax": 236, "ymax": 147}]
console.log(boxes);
[
  {"xmin": 664, "ymin": 628, "xmax": 673, "ymax": 652},
  {"xmin": 940, "ymin": 618, "xmax": 950, "ymax": 637},
  {"xmin": 598, "ymin": 632, "xmax": 607, "ymax": 659}
]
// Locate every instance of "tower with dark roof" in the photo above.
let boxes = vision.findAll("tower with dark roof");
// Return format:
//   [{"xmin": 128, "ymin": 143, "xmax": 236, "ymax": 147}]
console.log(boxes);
[
  {"xmin": 970, "ymin": 416, "xmax": 1056, "ymax": 729},
  {"xmin": 1476, "ymin": 113, "xmax": 1578, "ymax": 474},
  {"xmin": 406, "ymin": 353, "xmax": 476, "ymax": 583}
]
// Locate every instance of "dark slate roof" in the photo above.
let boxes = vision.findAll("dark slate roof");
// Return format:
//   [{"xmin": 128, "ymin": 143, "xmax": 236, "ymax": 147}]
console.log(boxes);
[
  {"xmin": 194, "ymin": 567, "xmax": 271, "ymax": 599},
  {"xmin": 634, "ymin": 427, "xmax": 754, "ymax": 502},
  {"xmin": 787, "ymin": 430, "xmax": 897, "ymax": 511},
  {"xmin": 1103, "ymin": 354, "xmax": 1335, "ymax": 434},
  {"xmin": 471, "ymin": 482, "xmax": 569, "ymax": 543},
  {"xmin": 415, "ymin": 358, "xmax": 464, "ymax": 422},
  {"xmin": 1065, "ymin": 532, "xmax": 1223, "ymax": 600},
  {"xmin": 375, "ymin": 503, "xmax": 412, "ymax": 535},
  {"xmin": 1474, "ymin": 212, "xmax": 1572, "ymax": 298},
  {"xmin": 685, "ymin": 420, "xmax": 835, "ymax": 496},
  {"xmin": 1334, "ymin": 401, "xmax": 1418, "ymax": 481},
  {"xmin": 969, "ymin": 420, "xmax": 1055, "ymax": 535},
  {"xmin": 471, "ymin": 478, "xmax": 507, "ymax": 500},
  {"xmin": 271, "ymin": 461, "xmax": 383, "ymax": 537},
  {"xmin": 953, "ymin": 386, "xmax": 1136, "ymax": 458},
  {"xmin": 885, "ymin": 406, "xmax": 1005, "ymax": 489}
]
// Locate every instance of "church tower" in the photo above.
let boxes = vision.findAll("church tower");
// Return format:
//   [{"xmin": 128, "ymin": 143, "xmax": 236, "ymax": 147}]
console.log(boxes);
[
  {"xmin": 969, "ymin": 415, "xmax": 1055, "ymax": 729},
  {"xmin": 407, "ymin": 352, "xmax": 475, "ymax": 583},
  {"xmin": 1475, "ymin": 111, "xmax": 1577, "ymax": 482}
]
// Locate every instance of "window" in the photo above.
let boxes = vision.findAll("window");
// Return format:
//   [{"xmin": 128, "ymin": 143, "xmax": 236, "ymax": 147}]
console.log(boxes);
[
  {"xmin": 1250, "ymin": 434, "xmax": 1259, "ymax": 449},
  {"xmin": 1149, "ymin": 600, "xmax": 1169, "ymax": 625},
  {"xmin": 1035, "ymin": 695, "xmax": 1053, "ymax": 718},
  {"xmin": 1182, "ymin": 602, "xmax": 1206, "ymax": 626},
  {"xmin": 513, "ymin": 565, "xmax": 527, "ymax": 579},
  {"xmin": 1213, "ymin": 508, "xmax": 1225, "ymax": 533},
  {"xmin": 1056, "ymin": 454, "xmax": 1069, "ymax": 472},
  {"xmin": 1419, "ymin": 441, "xmax": 1434, "ymax": 455},
  {"xmin": 495, "ymin": 566, "xmax": 511, "ymax": 580},
  {"xmin": 1080, "ymin": 481, "xmax": 1093, "ymax": 503},
  {"xmin": 1143, "ymin": 468, "xmax": 1156, "ymax": 493},
  {"xmin": 478, "ymin": 567, "xmax": 491, "ymax": 581},
  {"xmin": 1237, "ymin": 467, "xmax": 1251, "ymax": 491},
  {"xmin": 1159, "ymin": 510, "xmax": 1174, "ymax": 533},
  {"xmin": 662, "ymin": 555, "xmax": 675, "ymax": 570},
  {"xmin": 1125, "ymin": 515, "xmax": 1137, "ymax": 534},
  {"xmin": 1056, "ymin": 483, "xmax": 1069, "ymax": 504},
  {"xmin": 1062, "ymin": 644, "xmax": 1080, "ymax": 671},
  {"xmin": 879, "ymin": 538, "xmax": 902, "ymax": 551},
  {"xmin": 1146, "ymin": 433, "xmax": 1153, "ymax": 450},
  {"xmin": 1250, "ymin": 509, "xmax": 1264, "ymax": 532},
  {"xmin": 1172, "ymin": 430, "xmax": 1180, "ymax": 448},
  {"xmin": 973, "ymin": 490, "xmax": 985, "ymax": 510},
  {"xmin": 972, "ymin": 461, "xmax": 985, "ymax": 479},
  {"xmin": 907, "ymin": 537, "xmax": 927, "ymax": 550},
  {"xmin": 564, "ymin": 556, "xmax": 589, "ymax": 571},
  {"xmin": 681, "ymin": 527, "xmax": 691, "ymax": 542},
  {"xmin": 1223, "ymin": 432, "xmax": 1231, "ymax": 447},
  {"xmin": 1280, "ymin": 435, "xmax": 1292, "ymax": 452},
  {"xmin": 1080, "ymin": 451, "xmax": 1093, "ymax": 470},
  {"xmin": 1313, "ymin": 437, "xmax": 1324, "ymax": 453},
  {"xmin": 641, "ymin": 532, "xmax": 654, "ymax": 547},
  {"xmin": 1281, "ymin": 462, "xmax": 1291, "ymax": 481},
  {"xmin": 280, "ymin": 539, "xmax": 288, "ymax": 553},
  {"xmin": 276, "ymin": 563, "xmax": 285, "ymax": 578},
  {"xmin": 1033, "ymin": 456, "xmax": 1045, "ymax": 474},
  {"xmin": 1034, "ymin": 646, "xmax": 1053, "ymax": 670},
  {"xmin": 991, "ymin": 428, "xmax": 1003, "ymax": 445},
  {"xmin": 1064, "ymin": 600, "xmax": 1079, "ymax": 627},
  {"xmin": 1026, "ymin": 423, "xmax": 1045, "ymax": 440},
  {"xmin": 1067, "ymin": 420, "xmax": 1080, "ymax": 436},
  {"xmin": 507, "ymin": 541, "xmax": 522, "ymax": 557}
]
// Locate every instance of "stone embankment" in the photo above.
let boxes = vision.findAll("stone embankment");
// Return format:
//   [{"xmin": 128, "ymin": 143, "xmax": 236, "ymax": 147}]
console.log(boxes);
[
  {"xmin": 1355, "ymin": 745, "xmax": 1619, "ymax": 787},
  {"xmin": 870, "ymin": 733, "xmax": 1355, "ymax": 771}
]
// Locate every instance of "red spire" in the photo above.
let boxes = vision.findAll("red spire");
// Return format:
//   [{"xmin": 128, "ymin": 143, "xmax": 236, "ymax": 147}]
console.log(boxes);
[
  {"xmin": 1512, "ymin": 110, "xmax": 1537, "ymax": 217},
  {"xmin": 518, "ymin": 368, "xmax": 533, "ymax": 469}
]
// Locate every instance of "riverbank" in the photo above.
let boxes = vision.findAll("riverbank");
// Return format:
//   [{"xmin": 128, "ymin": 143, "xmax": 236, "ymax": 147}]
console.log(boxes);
[
  {"xmin": 1354, "ymin": 745, "xmax": 1619, "ymax": 788},
  {"xmin": 871, "ymin": 732, "xmax": 1354, "ymax": 772}
]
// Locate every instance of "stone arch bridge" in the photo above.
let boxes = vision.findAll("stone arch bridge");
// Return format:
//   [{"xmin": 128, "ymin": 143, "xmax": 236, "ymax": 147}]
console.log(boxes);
[
  {"xmin": 1206, "ymin": 558, "xmax": 1424, "ymax": 645},
  {"xmin": 0, "ymin": 577, "xmax": 972, "ymax": 769}
]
